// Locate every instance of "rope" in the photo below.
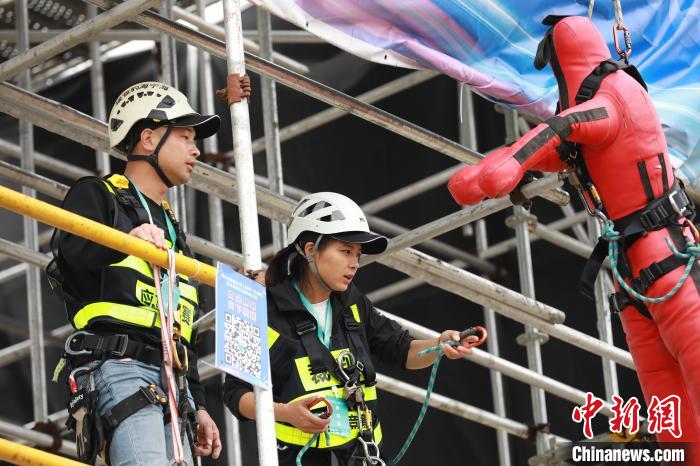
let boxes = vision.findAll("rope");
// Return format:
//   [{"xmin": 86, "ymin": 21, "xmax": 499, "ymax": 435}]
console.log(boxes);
[
  {"xmin": 601, "ymin": 221, "xmax": 699, "ymax": 304},
  {"xmin": 392, "ymin": 339, "xmax": 461, "ymax": 464},
  {"xmin": 295, "ymin": 431, "xmax": 330, "ymax": 466},
  {"xmin": 588, "ymin": 0, "xmax": 595, "ymax": 19},
  {"xmin": 612, "ymin": 0, "xmax": 624, "ymax": 25}
]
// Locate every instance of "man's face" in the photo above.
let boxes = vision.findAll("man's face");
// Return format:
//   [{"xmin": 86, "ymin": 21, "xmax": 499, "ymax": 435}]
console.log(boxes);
[{"xmin": 154, "ymin": 126, "xmax": 199, "ymax": 186}]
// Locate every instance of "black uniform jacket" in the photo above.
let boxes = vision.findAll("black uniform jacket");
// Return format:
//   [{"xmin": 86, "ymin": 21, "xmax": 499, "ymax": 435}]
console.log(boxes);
[{"xmin": 223, "ymin": 278, "xmax": 414, "ymax": 421}]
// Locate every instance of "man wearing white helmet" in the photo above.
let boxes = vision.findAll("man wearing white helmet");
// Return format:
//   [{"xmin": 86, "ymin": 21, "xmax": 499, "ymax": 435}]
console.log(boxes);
[
  {"xmin": 50, "ymin": 82, "xmax": 221, "ymax": 465},
  {"xmin": 223, "ymin": 192, "xmax": 478, "ymax": 465}
]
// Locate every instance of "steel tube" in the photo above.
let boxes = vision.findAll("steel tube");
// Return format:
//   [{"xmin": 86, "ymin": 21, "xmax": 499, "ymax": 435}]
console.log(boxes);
[
  {"xmin": 0, "ymin": 419, "xmax": 78, "ymax": 459},
  {"xmin": 0, "ymin": 29, "xmax": 161, "ymax": 42},
  {"xmin": 221, "ymin": 1, "xmax": 278, "ymax": 464},
  {"xmin": 0, "ymin": 139, "xmax": 93, "ymax": 181},
  {"xmin": 250, "ymin": 71, "xmax": 437, "ymax": 154},
  {"xmin": 0, "ymin": 0, "xmax": 161, "ymax": 82},
  {"xmin": 87, "ymin": 3, "xmax": 110, "ymax": 177},
  {"xmin": 83, "ymin": 0, "xmax": 569, "ymax": 206},
  {"xmin": 475, "ymin": 219, "xmax": 511, "ymax": 466},
  {"xmin": 257, "ymin": 8, "xmax": 286, "ymax": 252}
]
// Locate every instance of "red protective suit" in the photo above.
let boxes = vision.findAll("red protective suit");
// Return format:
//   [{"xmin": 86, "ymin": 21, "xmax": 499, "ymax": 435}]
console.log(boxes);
[{"xmin": 449, "ymin": 16, "xmax": 700, "ymax": 449}]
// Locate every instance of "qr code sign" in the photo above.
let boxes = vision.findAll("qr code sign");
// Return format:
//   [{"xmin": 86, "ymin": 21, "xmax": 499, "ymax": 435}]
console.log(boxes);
[{"xmin": 223, "ymin": 312, "xmax": 262, "ymax": 379}]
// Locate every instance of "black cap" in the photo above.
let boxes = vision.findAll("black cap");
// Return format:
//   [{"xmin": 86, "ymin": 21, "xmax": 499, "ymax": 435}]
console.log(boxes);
[
  {"xmin": 170, "ymin": 114, "xmax": 221, "ymax": 140},
  {"xmin": 328, "ymin": 231, "xmax": 388, "ymax": 255}
]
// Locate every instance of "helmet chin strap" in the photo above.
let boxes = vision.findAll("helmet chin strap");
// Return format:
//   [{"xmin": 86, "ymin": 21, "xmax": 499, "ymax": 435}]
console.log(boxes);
[
  {"xmin": 294, "ymin": 235, "xmax": 333, "ymax": 293},
  {"xmin": 127, "ymin": 125, "xmax": 175, "ymax": 188}
]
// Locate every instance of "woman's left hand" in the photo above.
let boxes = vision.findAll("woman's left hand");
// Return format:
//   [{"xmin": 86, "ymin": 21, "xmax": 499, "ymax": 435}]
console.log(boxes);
[{"xmin": 438, "ymin": 330, "xmax": 479, "ymax": 360}]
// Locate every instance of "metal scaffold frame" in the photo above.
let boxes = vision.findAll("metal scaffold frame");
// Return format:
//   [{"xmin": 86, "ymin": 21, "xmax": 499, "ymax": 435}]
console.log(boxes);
[{"xmin": 0, "ymin": 1, "xmax": 635, "ymax": 465}]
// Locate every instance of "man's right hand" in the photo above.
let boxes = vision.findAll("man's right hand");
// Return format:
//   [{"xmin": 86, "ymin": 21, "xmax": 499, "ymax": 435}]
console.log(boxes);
[
  {"xmin": 282, "ymin": 397, "xmax": 331, "ymax": 434},
  {"xmin": 129, "ymin": 224, "xmax": 168, "ymax": 250}
]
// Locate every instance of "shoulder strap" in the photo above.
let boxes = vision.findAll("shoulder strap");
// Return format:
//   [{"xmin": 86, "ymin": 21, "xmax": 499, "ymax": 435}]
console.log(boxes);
[
  {"xmin": 576, "ymin": 59, "xmax": 648, "ymax": 105},
  {"xmin": 342, "ymin": 304, "xmax": 376, "ymax": 386},
  {"xmin": 288, "ymin": 311, "xmax": 340, "ymax": 376},
  {"xmin": 101, "ymin": 175, "xmax": 149, "ymax": 227}
]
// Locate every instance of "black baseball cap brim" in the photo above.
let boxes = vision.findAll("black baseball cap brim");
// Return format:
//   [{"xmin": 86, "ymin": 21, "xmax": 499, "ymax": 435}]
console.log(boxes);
[
  {"xmin": 328, "ymin": 231, "xmax": 388, "ymax": 255},
  {"xmin": 171, "ymin": 114, "xmax": 221, "ymax": 140}
]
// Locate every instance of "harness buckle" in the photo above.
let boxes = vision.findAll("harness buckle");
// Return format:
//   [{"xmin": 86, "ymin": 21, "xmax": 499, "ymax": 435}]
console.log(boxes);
[
  {"xmin": 140, "ymin": 384, "xmax": 168, "ymax": 405},
  {"xmin": 609, "ymin": 292, "xmax": 627, "ymax": 314},
  {"xmin": 669, "ymin": 189, "xmax": 691, "ymax": 219},
  {"xmin": 295, "ymin": 321, "xmax": 317, "ymax": 336},
  {"xmin": 110, "ymin": 334, "xmax": 129, "ymax": 357},
  {"xmin": 65, "ymin": 331, "xmax": 94, "ymax": 356}
]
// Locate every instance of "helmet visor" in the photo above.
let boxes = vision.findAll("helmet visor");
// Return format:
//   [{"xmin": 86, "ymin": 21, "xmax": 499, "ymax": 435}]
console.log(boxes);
[
  {"xmin": 328, "ymin": 231, "xmax": 388, "ymax": 255},
  {"xmin": 170, "ymin": 114, "xmax": 221, "ymax": 140}
]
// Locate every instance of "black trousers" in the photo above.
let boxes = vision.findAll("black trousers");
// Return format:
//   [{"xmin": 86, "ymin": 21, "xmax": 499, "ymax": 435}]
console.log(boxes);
[{"xmin": 277, "ymin": 442, "xmax": 394, "ymax": 466}]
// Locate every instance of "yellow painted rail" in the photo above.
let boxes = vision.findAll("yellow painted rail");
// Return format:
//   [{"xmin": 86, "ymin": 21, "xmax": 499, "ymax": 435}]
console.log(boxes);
[
  {"xmin": 0, "ymin": 184, "xmax": 216, "ymax": 287},
  {"xmin": 0, "ymin": 438, "xmax": 87, "ymax": 466}
]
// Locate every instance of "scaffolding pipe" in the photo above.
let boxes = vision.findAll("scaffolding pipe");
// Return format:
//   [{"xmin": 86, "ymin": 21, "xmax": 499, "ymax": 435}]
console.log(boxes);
[
  {"xmin": 83, "ymin": 0, "xmax": 570, "ymax": 206},
  {"xmin": 588, "ymin": 217, "xmax": 619, "ymax": 400},
  {"xmin": 0, "ymin": 29, "xmax": 162, "ymax": 42},
  {"xmin": 249, "ymin": 71, "xmax": 437, "ymax": 154},
  {"xmin": 481, "ymin": 211, "xmax": 589, "ymax": 260},
  {"xmin": 0, "ymin": 0, "xmax": 161, "ymax": 82},
  {"xmin": 380, "ymin": 248, "xmax": 634, "ymax": 369},
  {"xmin": 221, "ymin": 1, "xmax": 278, "ymax": 464},
  {"xmin": 257, "ymin": 8, "xmax": 286, "ymax": 252},
  {"xmin": 0, "ymin": 85, "xmax": 633, "ymax": 369},
  {"xmin": 87, "ymin": 3, "xmax": 110, "ymax": 177},
  {"xmin": 0, "ymin": 427, "xmax": 79, "ymax": 462},
  {"xmin": 0, "ymin": 185, "xmax": 216, "ymax": 286},
  {"xmin": 16, "ymin": 0, "xmax": 47, "ymax": 423},
  {"xmin": 0, "ymin": 139, "xmax": 92, "ymax": 181},
  {"xmin": 475, "ymin": 220, "xmax": 512, "ymax": 466},
  {"xmin": 171, "ymin": 4, "xmax": 309, "ymax": 75}
]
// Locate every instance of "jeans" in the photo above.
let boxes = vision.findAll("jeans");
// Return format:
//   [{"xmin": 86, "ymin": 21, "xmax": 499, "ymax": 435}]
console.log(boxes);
[{"xmin": 77, "ymin": 358, "xmax": 194, "ymax": 466}]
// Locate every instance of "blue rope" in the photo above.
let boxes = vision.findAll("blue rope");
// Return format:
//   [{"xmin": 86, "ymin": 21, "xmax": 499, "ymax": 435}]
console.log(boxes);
[
  {"xmin": 296, "ymin": 431, "xmax": 331, "ymax": 466},
  {"xmin": 392, "ymin": 340, "xmax": 459, "ymax": 464},
  {"xmin": 601, "ymin": 221, "xmax": 699, "ymax": 303}
]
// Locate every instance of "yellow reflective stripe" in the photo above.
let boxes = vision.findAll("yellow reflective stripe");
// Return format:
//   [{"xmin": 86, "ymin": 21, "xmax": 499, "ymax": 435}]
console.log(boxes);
[
  {"xmin": 74, "ymin": 302, "xmax": 158, "ymax": 330},
  {"xmin": 285, "ymin": 385, "xmax": 377, "ymax": 405},
  {"xmin": 179, "ymin": 281, "xmax": 197, "ymax": 304},
  {"xmin": 350, "ymin": 304, "xmax": 361, "ymax": 323},
  {"xmin": 295, "ymin": 348, "xmax": 367, "ymax": 392},
  {"xmin": 268, "ymin": 327, "xmax": 280, "ymax": 349},
  {"xmin": 73, "ymin": 302, "xmax": 193, "ymax": 343},
  {"xmin": 101, "ymin": 180, "xmax": 116, "ymax": 195},
  {"xmin": 112, "ymin": 255, "xmax": 154, "ymax": 278},
  {"xmin": 275, "ymin": 418, "xmax": 381, "ymax": 448}
]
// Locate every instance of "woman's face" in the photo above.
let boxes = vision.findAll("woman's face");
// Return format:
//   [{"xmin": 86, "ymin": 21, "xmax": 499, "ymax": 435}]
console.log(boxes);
[{"xmin": 306, "ymin": 239, "xmax": 362, "ymax": 292}]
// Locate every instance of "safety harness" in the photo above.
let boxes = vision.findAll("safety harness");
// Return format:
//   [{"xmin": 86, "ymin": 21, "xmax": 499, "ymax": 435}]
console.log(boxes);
[
  {"xmin": 48, "ymin": 175, "xmax": 197, "ymax": 464},
  {"xmin": 555, "ymin": 59, "xmax": 698, "ymax": 319}
]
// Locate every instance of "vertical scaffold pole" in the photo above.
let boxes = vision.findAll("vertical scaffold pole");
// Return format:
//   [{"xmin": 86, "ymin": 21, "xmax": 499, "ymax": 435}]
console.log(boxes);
[
  {"xmin": 506, "ymin": 108, "xmax": 549, "ymax": 456},
  {"xmin": 587, "ymin": 217, "xmax": 619, "ymax": 400},
  {"xmin": 257, "ymin": 7, "xmax": 286, "ymax": 252},
  {"xmin": 16, "ymin": 0, "xmax": 47, "ymax": 422},
  {"xmin": 87, "ymin": 3, "xmax": 110, "ymax": 177},
  {"xmin": 222, "ymin": 1, "xmax": 279, "ymax": 465}
]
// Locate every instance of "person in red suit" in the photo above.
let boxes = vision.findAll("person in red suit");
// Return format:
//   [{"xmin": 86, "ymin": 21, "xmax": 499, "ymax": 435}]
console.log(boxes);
[{"xmin": 448, "ymin": 15, "xmax": 700, "ymax": 448}]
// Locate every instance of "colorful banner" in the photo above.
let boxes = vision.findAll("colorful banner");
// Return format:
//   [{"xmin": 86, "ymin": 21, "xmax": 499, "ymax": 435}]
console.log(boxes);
[{"xmin": 254, "ymin": 0, "xmax": 700, "ymax": 186}]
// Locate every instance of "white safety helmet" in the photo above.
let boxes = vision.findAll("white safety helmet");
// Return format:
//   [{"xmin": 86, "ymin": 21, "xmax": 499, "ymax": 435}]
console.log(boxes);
[
  {"xmin": 108, "ymin": 81, "xmax": 220, "ymax": 153},
  {"xmin": 288, "ymin": 192, "xmax": 388, "ymax": 254}
]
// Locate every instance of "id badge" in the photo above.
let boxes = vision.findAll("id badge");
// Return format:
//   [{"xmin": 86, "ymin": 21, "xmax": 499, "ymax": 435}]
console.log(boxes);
[{"xmin": 326, "ymin": 396, "xmax": 350, "ymax": 437}]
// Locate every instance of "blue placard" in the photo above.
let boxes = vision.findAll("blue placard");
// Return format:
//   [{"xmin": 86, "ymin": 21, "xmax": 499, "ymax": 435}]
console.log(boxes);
[{"xmin": 215, "ymin": 262, "xmax": 270, "ymax": 389}]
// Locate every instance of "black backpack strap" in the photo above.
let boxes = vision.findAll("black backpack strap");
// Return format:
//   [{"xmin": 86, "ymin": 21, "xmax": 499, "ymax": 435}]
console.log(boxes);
[
  {"xmin": 102, "ymin": 176, "xmax": 150, "ymax": 227},
  {"xmin": 288, "ymin": 312, "xmax": 338, "ymax": 376},
  {"xmin": 342, "ymin": 304, "xmax": 376, "ymax": 387}
]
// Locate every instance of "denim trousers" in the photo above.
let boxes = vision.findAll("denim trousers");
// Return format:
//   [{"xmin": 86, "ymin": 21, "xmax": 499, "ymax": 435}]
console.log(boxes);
[{"xmin": 77, "ymin": 358, "xmax": 194, "ymax": 466}]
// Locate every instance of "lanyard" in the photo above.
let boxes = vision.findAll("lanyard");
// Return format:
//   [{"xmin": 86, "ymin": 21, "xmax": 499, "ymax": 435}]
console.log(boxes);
[
  {"xmin": 128, "ymin": 177, "xmax": 177, "ymax": 250},
  {"xmin": 292, "ymin": 281, "xmax": 332, "ymax": 348}
]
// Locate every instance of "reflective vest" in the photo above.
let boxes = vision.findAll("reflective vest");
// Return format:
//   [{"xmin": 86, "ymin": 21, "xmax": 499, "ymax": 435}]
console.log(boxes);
[
  {"xmin": 269, "ymin": 299, "xmax": 382, "ymax": 449},
  {"xmin": 64, "ymin": 174, "xmax": 198, "ymax": 343}
]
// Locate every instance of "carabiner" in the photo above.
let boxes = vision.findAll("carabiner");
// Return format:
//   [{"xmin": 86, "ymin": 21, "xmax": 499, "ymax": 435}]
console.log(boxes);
[
  {"xmin": 459, "ymin": 325, "xmax": 488, "ymax": 349},
  {"xmin": 68, "ymin": 365, "xmax": 92, "ymax": 394},
  {"xmin": 64, "ymin": 331, "xmax": 93, "ymax": 356},
  {"xmin": 613, "ymin": 22, "xmax": 632, "ymax": 62},
  {"xmin": 335, "ymin": 349, "xmax": 356, "ymax": 385}
]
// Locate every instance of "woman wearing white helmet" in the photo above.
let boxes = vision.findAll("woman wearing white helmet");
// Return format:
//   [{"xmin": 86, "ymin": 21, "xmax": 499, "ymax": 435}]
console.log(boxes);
[{"xmin": 224, "ymin": 192, "xmax": 478, "ymax": 465}]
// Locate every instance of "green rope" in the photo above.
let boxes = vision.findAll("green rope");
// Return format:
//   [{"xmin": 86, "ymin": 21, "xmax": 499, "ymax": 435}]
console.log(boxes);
[
  {"xmin": 601, "ymin": 221, "xmax": 699, "ymax": 304},
  {"xmin": 295, "ymin": 431, "xmax": 331, "ymax": 466},
  {"xmin": 392, "ymin": 339, "xmax": 459, "ymax": 464}
]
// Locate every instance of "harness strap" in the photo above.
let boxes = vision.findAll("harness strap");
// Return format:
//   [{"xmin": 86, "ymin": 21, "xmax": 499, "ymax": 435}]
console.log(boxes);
[
  {"xmin": 579, "ymin": 239, "xmax": 610, "ymax": 300},
  {"xmin": 609, "ymin": 289, "xmax": 652, "ymax": 320},
  {"xmin": 631, "ymin": 254, "xmax": 687, "ymax": 295},
  {"xmin": 614, "ymin": 182, "xmax": 693, "ymax": 237},
  {"xmin": 289, "ymin": 312, "xmax": 340, "ymax": 376},
  {"xmin": 102, "ymin": 384, "xmax": 168, "ymax": 432},
  {"xmin": 66, "ymin": 332, "xmax": 164, "ymax": 367},
  {"xmin": 342, "ymin": 310, "xmax": 376, "ymax": 387},
  {"xmin": 575, "ymin": 58, "xmax": 647, "ymax": 105}
]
